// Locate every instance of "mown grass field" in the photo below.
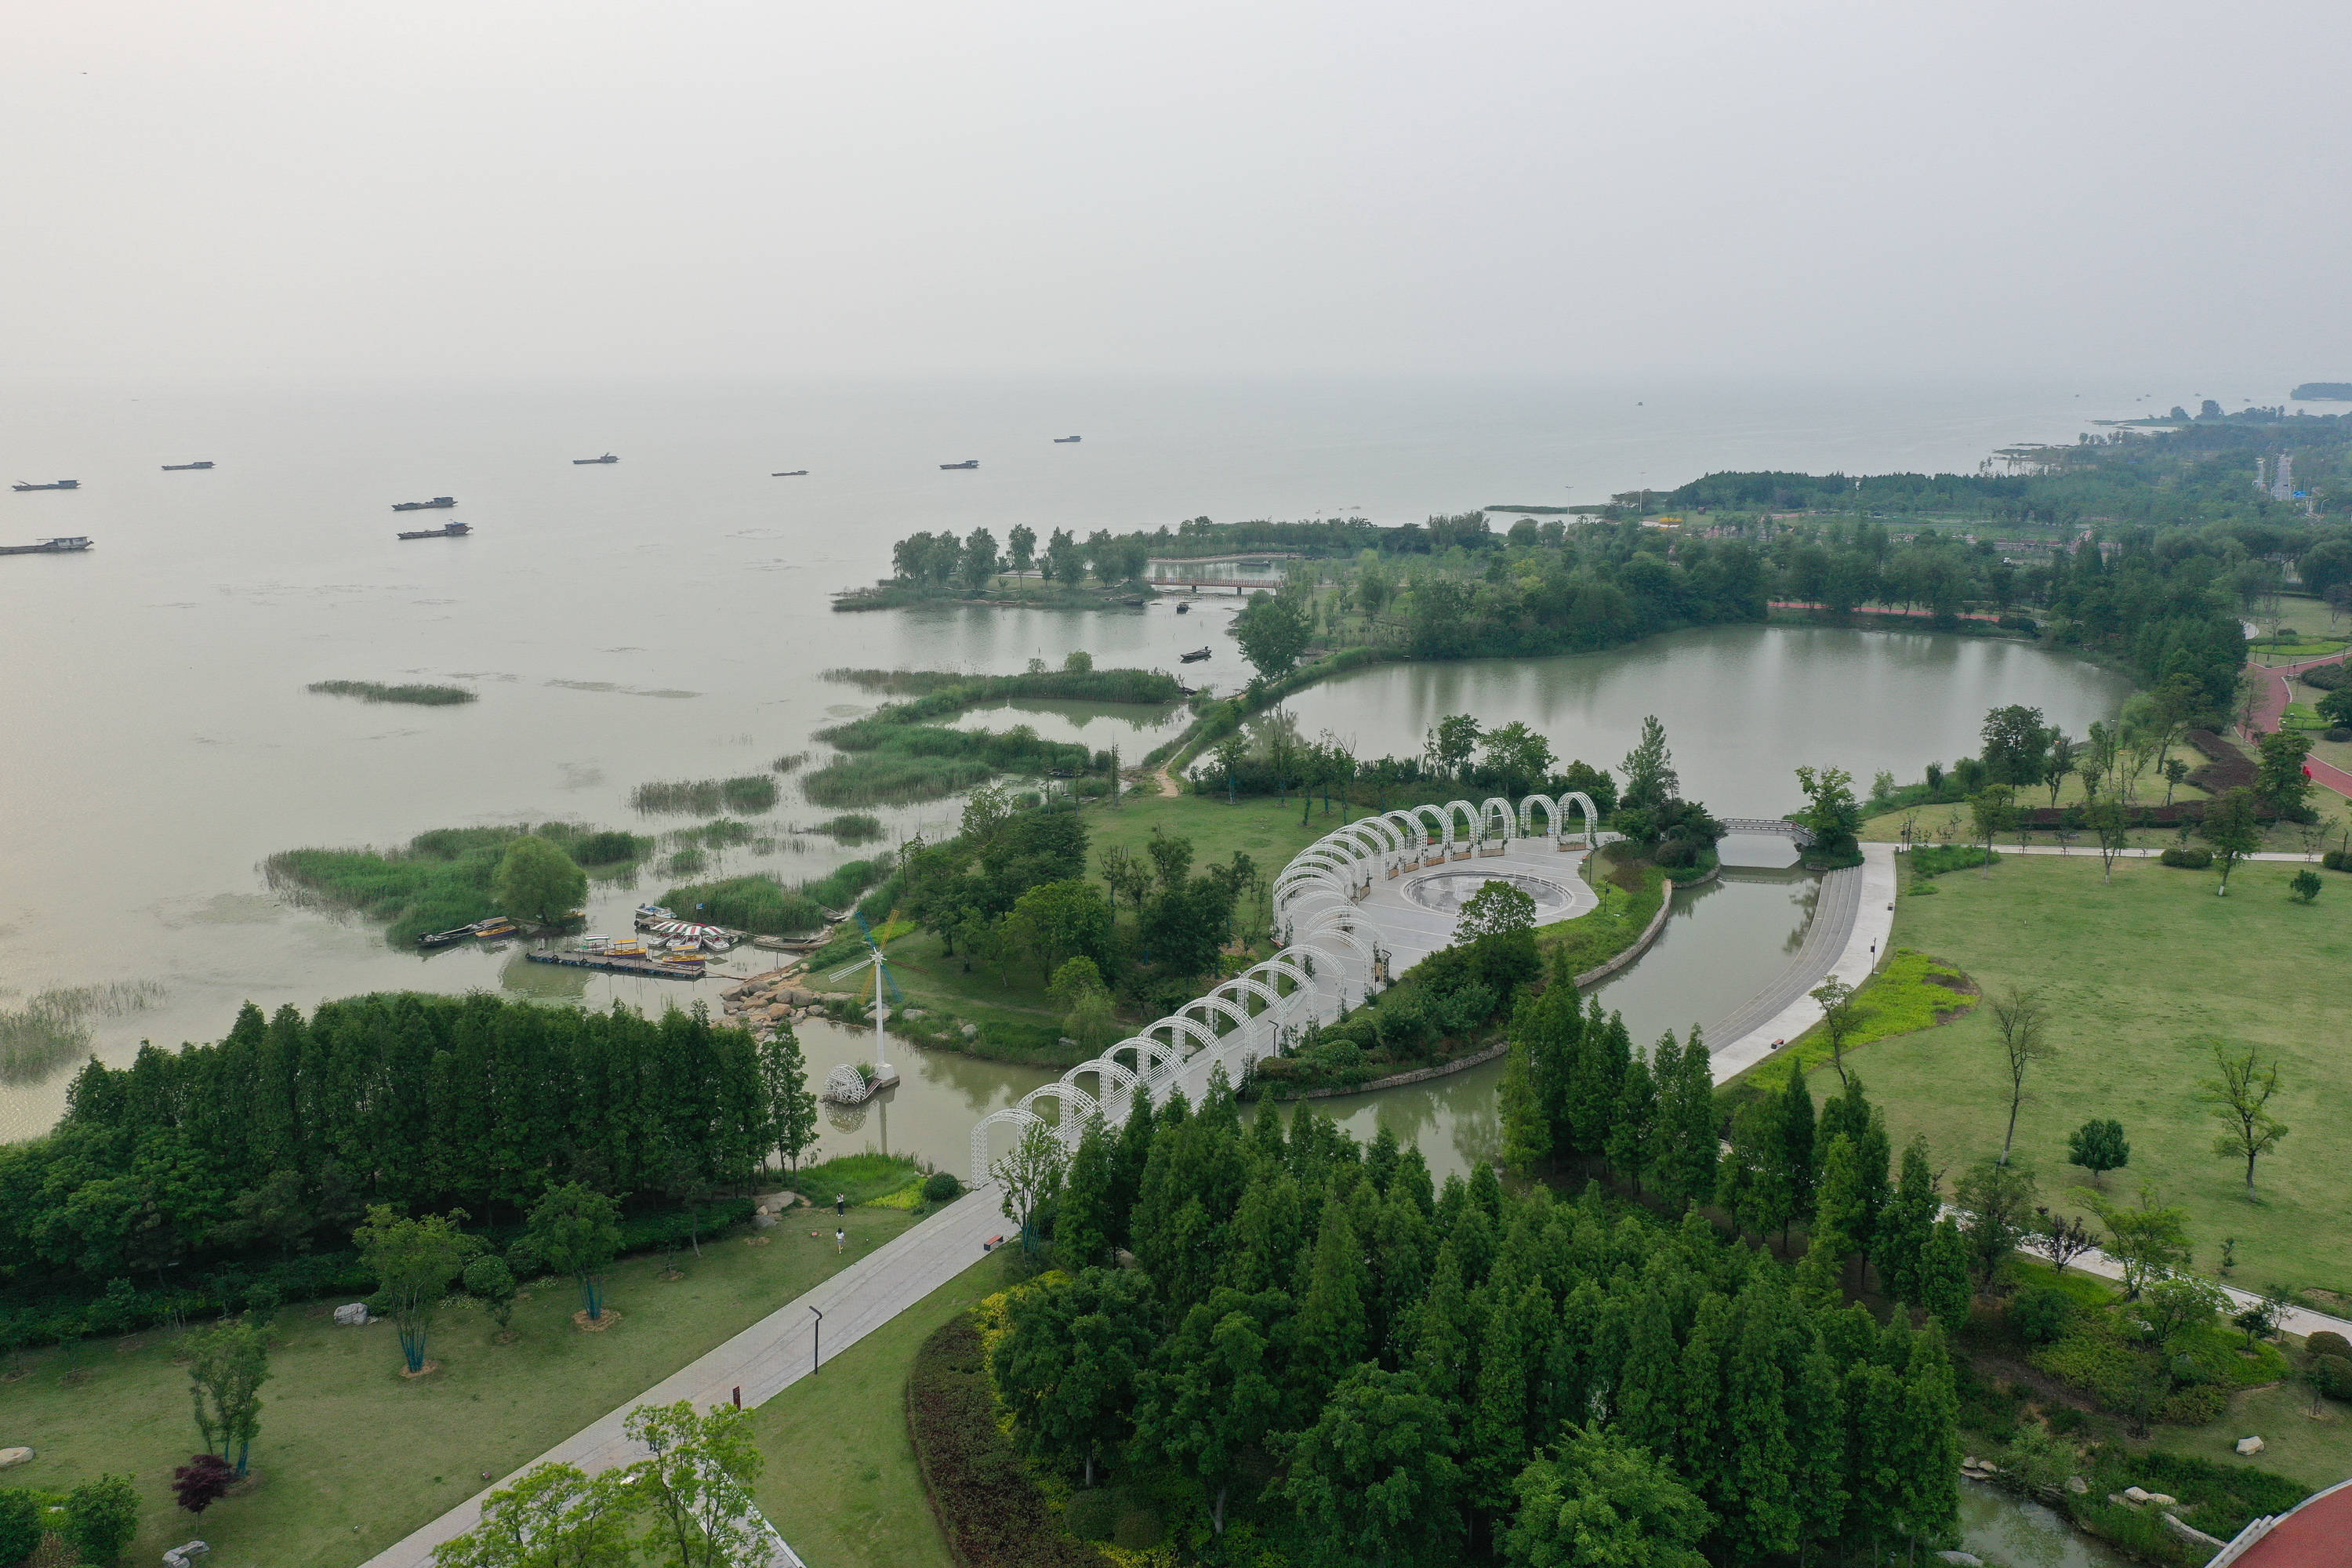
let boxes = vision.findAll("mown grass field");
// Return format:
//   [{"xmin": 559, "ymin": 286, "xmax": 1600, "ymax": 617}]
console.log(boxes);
[
  {"xmin": 0, "ymin": 1205, "xmax": 915, "ymax": 1568},
  {"xmin": 750, "ymin": 1251, "xmax": 1009, "ymax": 1568},
  {"xmin": 1861, "ymin": 762, "xmax": 2352, "ymax": 853},
  {"xmin": 1807, "ymin": 854, "xmax": 2352, "ymax": 1295}
]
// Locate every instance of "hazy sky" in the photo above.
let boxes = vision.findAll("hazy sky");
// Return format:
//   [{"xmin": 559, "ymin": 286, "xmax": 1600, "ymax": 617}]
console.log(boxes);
[{"xmin": 7, "ymin": 0, "xmax": 2347, "ymax": 382}]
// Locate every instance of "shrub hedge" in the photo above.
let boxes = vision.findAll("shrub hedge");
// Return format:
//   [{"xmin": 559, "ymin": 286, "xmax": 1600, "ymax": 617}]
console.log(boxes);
[
  {"xmin": 906, "ymin": 1312, "xmax": 1109, "ymax": 1568},
  {"xmin": 2160, "ymin": 846, "xmax": 2212, "ymax": 868}
]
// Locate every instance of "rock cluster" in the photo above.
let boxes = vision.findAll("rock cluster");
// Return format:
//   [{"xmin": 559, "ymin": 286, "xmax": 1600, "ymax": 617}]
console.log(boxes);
[{"xmin": 720, "ymin": 969, "xmax": 850, "ymax": 1040}]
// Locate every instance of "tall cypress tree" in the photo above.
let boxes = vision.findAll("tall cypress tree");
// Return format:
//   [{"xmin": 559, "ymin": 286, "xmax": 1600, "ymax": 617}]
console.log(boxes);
[
  {"xmin": 1721, "ymin": 1286, "xmax": 1801, "ymax": 1563},
  {"xmin": 1606, "ymin": 1052, "xmax": 1657, "ymax": 1189},
  {"xmin": 1872, "ymin": 1135, "xmax": 1938, "ymax": 1305},
  {"xmin": 1897, "ymin": 1322, "xmax": 1962, "ymax": 1553},
  {"xmin": 1778, "ymin": 1059, "xmax": 1817, "ymax": 1216},
  {"xmin": 1653, "ymin": 1028, "xmax": 1719, "ymax": 1208},
  {"xmin": 1514, "ymin": 977, "xmax": 1584, "ymax": 1155},
  {"xmin": 1467, "ymin": 1278, "xmax": 1546, "ymax": 1517},
  {"xmin": 1920, "ymin": 1218, "xmax": 1972, "ymax": 1335},
  {"xmin": 1801, "ymin": 1133, "xmax": 1867, "ymax": 1302},
  {"xmin": 1568, "ymin": 1001, "xmax": 1631, "ymax": 1156},
  {"xmin": 1790, "ymin": 1339, "xmax": 1850, "ymax": 1560},
  {"xmin": 1057, "ymin": 1123, "xmax": 1117, "ymax": 1269},
  {"xmin": 1498, "ymin": 1038, "xmax": 1550, "ymax": 1175},
  {"xmin": 1292, "ymin": 1198, "xmax": 1371, "ymax": 1410}
]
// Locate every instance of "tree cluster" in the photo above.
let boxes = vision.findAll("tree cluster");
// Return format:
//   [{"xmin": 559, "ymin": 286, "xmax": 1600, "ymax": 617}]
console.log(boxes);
[
  {"xmin": 991, "ymin": 1080, "xmax": 1965, "ymax": 1565},
  {"xmin": 1, "ymin": 991, "xmax": 810, "ymax": 1307}
]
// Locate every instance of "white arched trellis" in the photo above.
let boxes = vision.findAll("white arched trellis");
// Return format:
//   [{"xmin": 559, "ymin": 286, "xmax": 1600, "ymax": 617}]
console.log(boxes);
[{"xmin": 971, "ymin": 786, "xmax": 1613, "ymax": 1182}]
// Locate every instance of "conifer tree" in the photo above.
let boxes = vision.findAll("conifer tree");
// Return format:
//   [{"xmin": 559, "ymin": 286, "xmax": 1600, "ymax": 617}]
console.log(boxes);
[
  {"xmin": 1499, "ymin": 1038, "xmax": 1550, "ymax": 1174},
  {"xmin": 1675, "ymin": 1293, "xmax": 1736, "ymax": 1506},
  {"xmin": 1292, "ymin": 1198, "xmax": 1371, "ymax": 1409},
  {"xmin": 1514, "ymin": 975, "xmax": 1584, "ymax": 1153},
  {"xmin": 1376, "ymin": 1185, "xmax": 1436, "ymax": 1361},
  {"xmin": 1225, "ymin": 1171, "xmax": 1305, "ymax": 1295},
  {"xmin": 1468, "ymin": 1279, "xmax": 1547, "ymax": 1517},
  {"xmin": 1718, "ymin": 1098, "xmax": 1795, "ymax": 1248},
  {"xmin": 1789, "ymin": 1341, "xmax": 1850, "ymax": 1559},
  {"xmin": 1721, "ymin": 1290, "xmax": 1801, "ymax": 1562},
  {"xmin": 1653, "ymin": 1027, "xmax": 1719, "ymax": 1208},
  {"xmin": 1569, "ymin": 1002, "xmax": 1632, "ymax": 1155},
  {"xmin": 1056, "ymin": 1123, "xmax": 1116, "ymax": 1270},
  {"xmin": 1777, "ymin": 1060, "xmax": 1818, "ymax": 1217},
  {"xmin": 1616, "ymin": 1285, "xmax": 1685, "ymax": 1457},
  {"xmin": 1872, "ymin": 1135, "xmax": 1938, "ymax": 1305},
  {"xmin": 1896, "ymin": 1322, "xmax": 1962, "ymax": 1552},
  {"xmin": 1920, "ymin": 1218, "xmax": 1972, "ymax": 1335},
  {"xmin": 1133, "ymin": 1287, "xmax": 1288, "ymax": 1534},
  {"xmin": 1802, "ymin": 1133, "xmax": 1867, "ymax": 1300},
  {"xmin": 1410, "ymin": 1241, "xmax": 1474, "ymax": 1408},
  {"xmin": 1606, "ymin": 1051, "xmax": 1658, "ymax": 1189}
]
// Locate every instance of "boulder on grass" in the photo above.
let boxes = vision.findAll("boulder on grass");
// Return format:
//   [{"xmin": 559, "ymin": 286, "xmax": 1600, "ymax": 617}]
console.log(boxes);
[
  {"xmin": 2236, "ymin": 1436, "xmax": 2266, "ymax": 1456},
  {"xmin": 333, "ymin": 1303, "xmax": 370, "ymax": 1327}
]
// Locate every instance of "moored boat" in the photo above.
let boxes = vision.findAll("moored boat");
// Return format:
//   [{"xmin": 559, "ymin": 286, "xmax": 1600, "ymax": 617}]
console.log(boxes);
[
  {"xmin": 1181, "ymin": 646, "xmax": 1212, "ymax": 662},
  {"xmin": 13, "ymin": 480, "xmax": 79, "ymax": 492},
  {"xmin": 397, "ymin": 521, "xmax": 470, "ymax": 540},
  {"xmin": 392, "ymin": 496, "xmax": 457, "ymax": 511},
  {"xmin": 771, "ymin": 470, "xmax": 808, "ymax": 477},
  {"xmin": 162, "ymin": 461, "xmax": 215, "ymax": 470},
  {"xmin": 0, "ymin": 535, "xmax": 93, "ymax": 556},
  {"xmin": 938, "ymin": 459, "xmax": 978, "ymax": 470},
  {"xmin": 573, "ymin": 454, "xmax": 619, "ymax": 464}
]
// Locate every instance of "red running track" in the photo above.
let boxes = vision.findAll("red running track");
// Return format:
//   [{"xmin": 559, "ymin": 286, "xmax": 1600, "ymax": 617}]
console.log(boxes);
[{"xmin": 2242, "ymin": 650, "xmax": 2352, "ymax": 800}]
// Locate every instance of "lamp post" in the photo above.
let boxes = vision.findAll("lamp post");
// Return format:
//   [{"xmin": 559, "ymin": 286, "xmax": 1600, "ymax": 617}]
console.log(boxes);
[{"xmin": 810, "ymin": 1306, "xmax": 823, "ymax": 1376}]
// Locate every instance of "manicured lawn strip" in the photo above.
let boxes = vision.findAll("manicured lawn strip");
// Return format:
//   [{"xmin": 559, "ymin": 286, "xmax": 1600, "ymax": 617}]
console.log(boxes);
[
  {"xmin": 1860, "ymin": 750, "xmax": 2352, "ymax": 854},
  {"xmin": 749, "ymin": 1252, "xmax": 1013, "ymax": 1568},
  {"xmin": 1744, "ymin": 948, "xmax": 1975, "ymax": 1080},
  {"xmin": 2161, "ymin": 1381, "xmax": 2352, "ymax": 1494},
  {"xmin": 1806, "ymin": 855, "xmax": 2352, "ymax": 1294},
  {"xmin": 0, "ymin": 1206, "xmax": 915, "ymax": 1568},
  {"xmin": 778, "ymin": 1152, "xmax": 924, "ymax": 1207}
]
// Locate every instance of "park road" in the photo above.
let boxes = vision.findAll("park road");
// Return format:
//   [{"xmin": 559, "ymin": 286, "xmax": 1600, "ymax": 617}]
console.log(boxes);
[{"xmin": 354, "ymin": 1185, "xmax": 1009, "ymax": 1568}]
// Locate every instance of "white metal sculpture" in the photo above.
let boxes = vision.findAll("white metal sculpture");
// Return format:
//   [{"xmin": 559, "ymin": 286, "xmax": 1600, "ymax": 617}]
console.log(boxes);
[{"xmin": 969, "ymin": 789, "xmax": 1617, "ymax": 1184}]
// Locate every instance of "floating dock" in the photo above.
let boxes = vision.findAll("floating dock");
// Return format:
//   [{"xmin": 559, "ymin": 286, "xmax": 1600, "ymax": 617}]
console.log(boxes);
[{"xmin": 527, "ymin": 950, "xmax": 706, "ymax": 980}]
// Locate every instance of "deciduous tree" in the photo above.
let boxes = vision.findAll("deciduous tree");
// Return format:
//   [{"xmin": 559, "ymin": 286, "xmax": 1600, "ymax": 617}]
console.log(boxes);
[
  {"xmin": 2200, "ymin": 1040, "xmax": 2289, "ymax": 1194},
  {"xmin": 527, "ymin": 1184, "xmax": 623, "ymax": 1323},
  {"xmin": 492, "ymin": 835, "xmax": 586, "ymax": 925},
  {"xmin": 1987, "ymin": 985, "xmax": 2054, "ymax": 1164},
  {"xmin": 354, "ymin": 1205, "xmax": 472, "ymax": 1373}
]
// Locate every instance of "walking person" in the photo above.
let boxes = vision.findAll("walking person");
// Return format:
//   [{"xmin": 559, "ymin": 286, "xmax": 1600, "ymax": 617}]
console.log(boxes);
[{"xmin": 834, "ymin": 1226, "xmax": 846, "ymax": 1254}]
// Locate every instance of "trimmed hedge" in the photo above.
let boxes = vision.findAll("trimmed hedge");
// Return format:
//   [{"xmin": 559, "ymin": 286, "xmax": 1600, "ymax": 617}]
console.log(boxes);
[
  {"xmin": 906, "ymin": 1312, "xmax": 1108, "ymax": 1568},
  {"xmin": 2160, "ymin": 846, "xmax": 2212, "ymax": 868}
]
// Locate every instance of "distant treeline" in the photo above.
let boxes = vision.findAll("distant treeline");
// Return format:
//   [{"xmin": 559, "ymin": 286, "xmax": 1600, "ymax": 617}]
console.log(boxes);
[{"xmin": 307, "ymin": 680, "xmax": 476, "ymax": 706}]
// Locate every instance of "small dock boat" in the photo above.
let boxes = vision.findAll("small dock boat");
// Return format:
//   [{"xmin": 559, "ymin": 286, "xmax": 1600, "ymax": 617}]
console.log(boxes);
[
  {"xmin": 771, "ymin": 470, "xmax": 808, "ymax": 477},
  {"xmin": 573, "ymin": 453, "xmax": 619, "ymax": 464},
  {"xmin": 1180, "ymin": 646, "xmax": 1212, "ymax": 662},
  {"xmin": 392, "ymin": 496, "xmax": 457, "ymax": 512},
  {"xmin": 938, "ymin": 459, "xmax": 978, "ymax": 470},
  {"xmin": 13, "ymin": 480, "xmax": 79, "ymax": 492},
  {"xmin": 0, "ymin": 535, "xmax": 93, "ymax": 556},
  {"xmin": 162, "ymin": 461, "xmax": 215, "ymax": 470},
  {"xmin": 528, "ymin": 947, "xmax": 706, "ymax": 979},
  {"xmin": 397, "ymin": 521, "xmax": 471, "ymax": 540},
  {"xmin": 1054, "ymin": 435, "xmax": 1081, "ymax": 443}
]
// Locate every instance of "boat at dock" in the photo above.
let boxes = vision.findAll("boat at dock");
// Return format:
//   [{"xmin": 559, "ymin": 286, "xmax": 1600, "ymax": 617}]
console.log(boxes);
[
  {"xmin": 392, "ymin": 496, "xmax": 456, "ymax": 511},
  {"xmin": 939, "ymin": 459, "xmax": 978, "ymax": 470},
  {"xmin": 1180, "ymin": 646, "xmax": 1211, "ymax": 662},
  {"xmin": 572, "ymin": 453, "xmax": 619, "ymax": 464},
  {"xmin": 0, "ymin": 536, "xmax": 93, "ymax": 557},
  {"xmin": 771, "ymin": 470, "xmax": 808, "ymax": 477},
  {"xmin": 528, "ymin": 948, "xmax": 706, "ymax": 980},
  {"xmin": 1054, "ymin": 435, "xmax": 1081, "ymax": 443},
  {"xmin": 162, "ymin": 461, "xmax": 215, "ymax": 470},
  {"xmin": 13, "ymin": 480, "xmax": 79, "ymax": 492},
  {"xmin": 416, "ymin": 915, "xmax": 517, "ymax": 948},
  {"xmin": 397, "ymin": 521, "xmax": 471, "ymax": 540}
]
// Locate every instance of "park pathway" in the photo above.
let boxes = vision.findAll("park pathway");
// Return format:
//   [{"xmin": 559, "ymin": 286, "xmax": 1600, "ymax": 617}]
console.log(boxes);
[
  {"xmin": 355, "ymin": 1185, "xmax": 1007, "ymax": 1568},
  {"xmin": 1708, "ymin": 844, "xmax": 1897, "ymax": 1083},
  {"xmin": 2242, "ymin": 648, "xmax": 2352, "ymax": 800}
]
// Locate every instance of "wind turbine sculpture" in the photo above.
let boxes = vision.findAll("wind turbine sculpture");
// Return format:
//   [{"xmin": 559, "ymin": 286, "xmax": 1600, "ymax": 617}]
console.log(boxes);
[{"xmin": 822, "ymin": 914, "xmax": 905, "ymax": 1103}]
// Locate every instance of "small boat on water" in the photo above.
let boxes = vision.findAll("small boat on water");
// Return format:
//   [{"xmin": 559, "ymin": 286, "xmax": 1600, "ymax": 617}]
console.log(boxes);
[
  {"xmin": 162, "ymin": 461, "xmax": 215, "ymax": 471},
  {"xmin": 0, "ymin": 535, "xmax": 93, "ymax": 557},
  {"xmin": 392, "ymin": 496, "xmax": 457, "ymax": 512},
  {"xmin": 416, "ymin": 914, "xmax": 517, "ymax": 949},
  {"xmin": 1181, "ymin": 646, "xmax": 1212, "ymax": 662},
  {"xmin": 1174, "ymin": 601, "xmax": 1189, "ymax": 614},
  {"xmin": 771, "ymin": 470, "xmax": 808, "ymax": 477},
  {"xmin": 397, "ymin": 521, "xmax": 470, "ymax": 540},
  {"xmin": 1054, "ymin": 435, "xmax": 1081, "ymax": 443},
  {"xmin": 938, "ymin": 459, "xmax": 978, "ymax": 470},
  {"xmin": 573, "ymin": 453, "xmax": 619, "ymax": 465},
  {"xmin": 13, "ymin": 480, "xmax": 78, "ymax": 492}
]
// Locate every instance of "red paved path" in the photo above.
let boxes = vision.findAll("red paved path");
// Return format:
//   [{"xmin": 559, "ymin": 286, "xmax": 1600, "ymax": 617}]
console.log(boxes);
[{"xmin": 2242, "ymin": 649, "xmax": 2352, "ymax": 800}]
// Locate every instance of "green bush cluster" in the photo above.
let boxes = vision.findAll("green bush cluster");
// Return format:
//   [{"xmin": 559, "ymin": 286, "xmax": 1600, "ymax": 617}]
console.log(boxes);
[
  {"xmin": 2160, "ymin": 845, "xmax": 2213, "ymax": 868},
  {"xmin": 1906, "ymin": 843, "xmax": 1998, "ymax": 878},
  {"xmin": 660, "ymin": 855, "xmax": 893, "ymax": 935}
]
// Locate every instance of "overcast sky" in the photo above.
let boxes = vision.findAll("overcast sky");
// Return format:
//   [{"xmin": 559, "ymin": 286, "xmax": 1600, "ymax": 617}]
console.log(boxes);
[{"xmin": 6, "ymin": 0, "xmax": 2347, "ymax": 383}]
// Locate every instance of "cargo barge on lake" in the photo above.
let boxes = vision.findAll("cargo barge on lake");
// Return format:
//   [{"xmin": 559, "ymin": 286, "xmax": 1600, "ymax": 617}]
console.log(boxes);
[
  {"xmin": 573, "ymin": 453, "xmax": 619, "ymax": 465},
  {"xmin": 392, "ymin": 496, "xmax": 456, "ymax": 512},
  {"xmin": 939, "ymin": 459, "xmax": 978, "ymax": 470},
  {"xmin": 13, "ymin": 480, "xmax": 79, "ymax": 492},
  {"xmin": 397, "ymin": 521, "xmax": 470, "ymax": 540},
  {"xmin": 0, "ymin": 536, "xmax": 93, "ymax": 556},
  {"xmin": 162, "ymin": 461, "xmax": 215, "ymax": 470}
]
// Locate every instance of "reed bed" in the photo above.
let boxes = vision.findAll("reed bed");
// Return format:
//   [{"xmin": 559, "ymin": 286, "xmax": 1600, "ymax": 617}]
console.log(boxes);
[
  {"xmin": 307, "ymin": 680, "xmax": 477, "ymax": 706},
  {"xmin": 629, "ymin": 775, "xmax": 779, "ymax": 815}
]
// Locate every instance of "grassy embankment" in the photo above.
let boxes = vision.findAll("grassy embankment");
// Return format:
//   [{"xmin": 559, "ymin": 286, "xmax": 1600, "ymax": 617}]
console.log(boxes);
[
  {"xmin": 0, "ymin": 1201, "xmax": 919, "ymax": 1568},
  {"xmin": 749, "ymin": 1252, "xmax": 1011, "ymax": 1568},
  {"xmin": 307, "ymin": 680, "xmax": 477, "ymax": 706},
  {"xmin": 661, "ymin": 855, "xmax": 895, "ymax": 938},
  {"xmin": 263, "ymin": 824, "xmax": 652, "ymax": 946},
  {"xmin": 1795, "ymin": 852, "xmax": 2352, "ymax": 1298}
]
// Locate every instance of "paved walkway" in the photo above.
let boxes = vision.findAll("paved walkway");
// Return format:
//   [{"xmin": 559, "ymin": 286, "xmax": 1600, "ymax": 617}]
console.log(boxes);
[
  {"xmin": 2243, "ymin": 649, "xmax": 2352, "ymax": 800},
  {"xmin": 356, "ymin": 1186, "xmax": 1009, "ymax": 1568},
  {"xmin": 1710, "ymin": 844, "xmax": 1897, "ymax": 1083}
]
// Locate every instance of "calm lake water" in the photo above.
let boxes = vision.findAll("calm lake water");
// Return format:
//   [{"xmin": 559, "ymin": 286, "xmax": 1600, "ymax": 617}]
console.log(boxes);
[{"xmin": 0, "ymin": 375, "xmax": 2152, "ymax": 1145}]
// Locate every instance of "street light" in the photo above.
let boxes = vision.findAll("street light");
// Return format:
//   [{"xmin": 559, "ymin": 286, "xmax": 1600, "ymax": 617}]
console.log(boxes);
[{"xmin": 809, "ymin": 1306, "xmax": 823, "ymax": 1376}]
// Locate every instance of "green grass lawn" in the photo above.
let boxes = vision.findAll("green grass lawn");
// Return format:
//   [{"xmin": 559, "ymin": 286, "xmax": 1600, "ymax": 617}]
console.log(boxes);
[
  {"xmin": 750, "ymin": 1250, "xmax": 1011, "ymax": 1568},
  {"xmin": 2156, "ymin": 1381, "xmax": 2352, "ymax": 1493},
  {"xmin": 1809, "ymin": 855, "xmax": 2352, "ymax": 1295},
  {"xmin": 1, "ymin": 1206, "xmax": 916, "ymax": 1568}
]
